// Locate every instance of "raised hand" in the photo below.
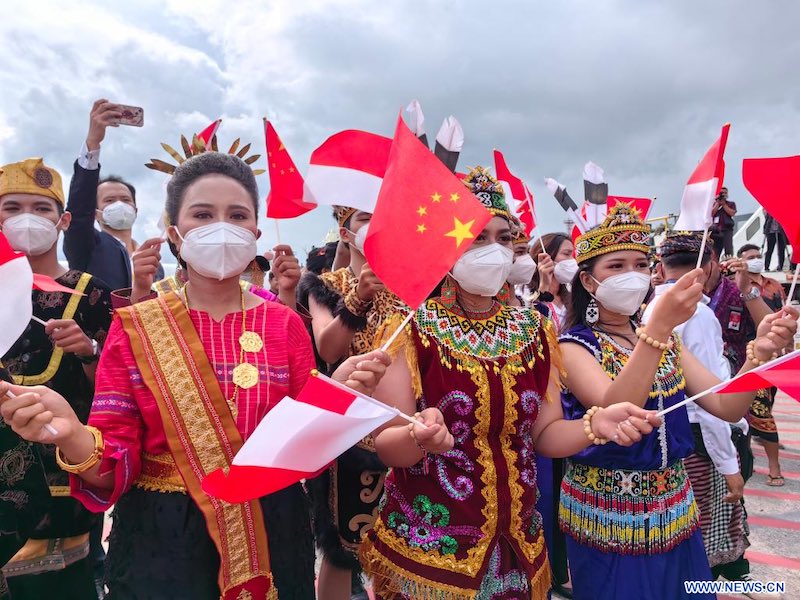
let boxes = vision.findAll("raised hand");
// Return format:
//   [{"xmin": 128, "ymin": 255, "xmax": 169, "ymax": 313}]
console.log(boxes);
[
  {"xmin": 86, "ymin": 99, "xmax": 122, "ymax": 150},
  {"xmin": 356, "ymin": 263, "xmax": 384, "ymax": 302},
  {"xmin": 271, "ymin": 245, "xmax": 301, "ymax": 294},
  {"xmin": 650, "ymin": 268, "xmax": 704, "ymax": 331},
  {"xmin": 536, "ymin": 253, "xmax": 555, "ymax": 292},
  {"xmin": 752, "ymin": 306, "xmax": 798, "ymax": 360},
  {"xmin": 131, "ymin": 237, "xmax": 164, "ymax": 302}
]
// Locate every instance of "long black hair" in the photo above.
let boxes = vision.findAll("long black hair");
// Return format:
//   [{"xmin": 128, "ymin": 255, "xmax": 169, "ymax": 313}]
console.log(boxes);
[
  {"xmin": 564, "ymin": 255, "xmax": 599, "ymax": 330},
  {"xmin": 530, "ymin": 232, "xmax": 571, "ymax": 304}
]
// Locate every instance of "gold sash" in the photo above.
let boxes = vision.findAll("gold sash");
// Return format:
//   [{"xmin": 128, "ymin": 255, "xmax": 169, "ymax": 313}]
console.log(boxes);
[
  {"xmin": 13, "ymin": 272, "xmax": 92, "ymax": 386},
  {"xmin": 118, "ymin": 291, "xmax": 276, "ymax": 600}
]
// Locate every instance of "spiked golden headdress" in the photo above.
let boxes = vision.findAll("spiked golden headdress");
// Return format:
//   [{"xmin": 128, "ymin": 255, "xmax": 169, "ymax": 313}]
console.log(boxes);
[{"xmin": 145, "ymin": 132, "xmax": 264, "ymax": 175}]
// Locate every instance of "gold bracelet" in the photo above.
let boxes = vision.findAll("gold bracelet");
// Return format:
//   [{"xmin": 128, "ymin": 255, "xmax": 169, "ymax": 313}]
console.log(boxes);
[
  {"xmin": 746, "ymin": 340, "xmax": 775, "ymax": 367},
  {"xmin": 344, "ymin": 288, "xmax": 372, "ymax": 317},
  {"xmin": 582, "ymin": 406, "xmax": 608, "ymax": 445},
  {"xmin": 634, "ymin": 327, "xmax": 673, "ymax": 352},
  {"xmin": 56, "ymin": 425, "xmax": 104, "ymax": 474}
]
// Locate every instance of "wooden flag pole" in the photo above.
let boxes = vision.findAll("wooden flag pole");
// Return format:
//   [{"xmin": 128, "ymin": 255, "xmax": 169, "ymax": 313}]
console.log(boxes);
[{"xmin": 380, "ymin": 310, "xmax": 415, "ymax": 353}]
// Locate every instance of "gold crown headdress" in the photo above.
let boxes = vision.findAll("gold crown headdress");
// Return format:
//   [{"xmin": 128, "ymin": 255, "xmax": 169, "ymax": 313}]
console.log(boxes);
[
  {"xmin": 145, "ymin": 133, "xmax": 265, "ymax": 175},
  {"xmin": 574, "ymin": 202, "xmax": 651, "ymax": 264}
]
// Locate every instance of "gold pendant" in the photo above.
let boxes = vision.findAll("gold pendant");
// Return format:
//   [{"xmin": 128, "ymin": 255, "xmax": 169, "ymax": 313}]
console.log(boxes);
[
  {"xmin": 232, "ymin": 363, "xmax": 259, "ymax": 389},
  {"xmin": 239, "ymin": 331, "xmax": 263, "ymax": 353}
]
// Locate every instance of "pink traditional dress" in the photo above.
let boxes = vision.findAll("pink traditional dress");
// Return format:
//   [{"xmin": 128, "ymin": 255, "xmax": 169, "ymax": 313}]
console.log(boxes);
[{"xmin": 70, "ymin": 293, "xmax": 317, "ymax": 599}]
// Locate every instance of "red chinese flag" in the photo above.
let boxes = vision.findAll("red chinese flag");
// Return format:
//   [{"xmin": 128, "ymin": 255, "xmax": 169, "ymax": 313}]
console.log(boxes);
[
  {"xmin": 742, "ymin": 155, "xmax": 800, "ymax": 262},
  {"xmin": 264, "ymin": 119, "xmax": 316, "ymax": 219},
  {"xmin": 364, "ymin": 115, "xmax": 493, "ymax": 308}
]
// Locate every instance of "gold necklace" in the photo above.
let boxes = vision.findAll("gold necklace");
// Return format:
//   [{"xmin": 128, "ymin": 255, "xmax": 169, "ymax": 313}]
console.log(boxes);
[{"xmin": 182, "ymin": 284, "xmax": 263, "ymax": 419}]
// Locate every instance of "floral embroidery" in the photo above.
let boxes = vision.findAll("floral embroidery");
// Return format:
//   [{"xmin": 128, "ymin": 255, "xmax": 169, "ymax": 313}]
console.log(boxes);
[
  {"xmin": 519, "ymin": 390, "xmax": 542, "ymax": 415},
  {"xmin": 474, "ymin": 545, "xmax": 529, "ymax": 600},
  {"xmin": 387, "ymin": 494, "xmax": 481, "ymax": 555}
]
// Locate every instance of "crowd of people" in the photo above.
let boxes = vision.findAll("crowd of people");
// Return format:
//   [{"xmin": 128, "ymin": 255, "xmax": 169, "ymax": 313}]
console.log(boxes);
[{"xmin": 0, "ymin": 100, "xmax": 797, "ymax": 600}]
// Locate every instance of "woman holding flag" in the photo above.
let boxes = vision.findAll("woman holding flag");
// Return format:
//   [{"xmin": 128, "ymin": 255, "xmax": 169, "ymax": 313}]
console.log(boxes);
[
  {"xmin": 556, "ymin": 202, "xmax": 797, "ymax": 599},
  {"xmin": 0, "ymin": 151, "xmax": 391, "ymax": 600},
  {"xmin": 360, "ymin": 168, "xmax": 664, "ymax": 600}
]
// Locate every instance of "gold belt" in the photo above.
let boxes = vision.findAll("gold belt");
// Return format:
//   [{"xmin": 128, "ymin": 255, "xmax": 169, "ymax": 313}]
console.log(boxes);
[{"xmin": 133, "ymin": 452, "xmax": 187, "ymax": 493}]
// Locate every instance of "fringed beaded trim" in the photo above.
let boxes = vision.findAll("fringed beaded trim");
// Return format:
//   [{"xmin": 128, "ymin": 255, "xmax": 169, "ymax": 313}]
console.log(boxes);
[{"xmin": 559, "ymin": 461, "xmax": 699, "ymax": 556}]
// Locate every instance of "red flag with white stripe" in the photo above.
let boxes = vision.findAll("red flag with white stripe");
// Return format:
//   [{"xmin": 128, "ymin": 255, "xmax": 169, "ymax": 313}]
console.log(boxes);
[
  {"xmin": 305, "ymin": 130, "xmax": 393, "ymax": 213},
  {"xmin": 197, "ymin": 118, "xmax": 222, "ymax": 146},
  {"xmin": 0, "ymin": 232, "xmax": 33, "ymax": 357},
  {"xmin": 674, "ymin": 123, "xmax": 731, "ymax": 230},
  {"xmin": 493, "ymin": 149, "xmax": 536, "ymax": 235},
  {"xmin": 712, "ymin": 350, "xmax": 800, "ymax": 401},
  {"xmin": 202, "ymin": 373, "xmax": 398, "ymax": 503}
]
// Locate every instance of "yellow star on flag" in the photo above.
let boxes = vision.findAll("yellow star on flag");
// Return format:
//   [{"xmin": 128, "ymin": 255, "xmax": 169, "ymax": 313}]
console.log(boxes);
[
  {"xmin": 450, "ymin": 193, "xmax": 460, "ymax": 203},
  {"xmin": 431, "ymin": 192, "xmax": 442, "ymax": 203},
  {"xmin": 417, "ymin": 224, "xmax": 427, "ymax": 234},
  {"xmin": 417, "ymin": 206, "xmax": 428, "ymax": 217},
  {"xmin": 445, "ymin": 217, "xmax": 476, "ymax": 247}
]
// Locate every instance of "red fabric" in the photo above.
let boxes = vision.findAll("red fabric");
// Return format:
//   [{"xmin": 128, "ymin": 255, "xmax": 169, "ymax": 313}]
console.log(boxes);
[
  {"xmin": 742, "ymin": 155, "xmax": 800, "ymax": 262},
  {"xmin": 0, "ymin": 231, "xmax": 24, "ymax": 266},
  {"xmin": 203, "ymin": 464, "xmax": 319, "ymax": 504},
  {"xmin": 197, "ymin": 119, "xmax": 222, "ymax": 145},
  {"xmin": 265, "ymin": 120, "xmax": 315, "ymax": 219},
  {"xmin": 295, "ymin": 374, "xmax": 356, "ymax": 415},
  {"xmin": 364, "ymin": 115, "xmax": 492, "ymax": 308},
  {"xmin": 494, "ymin": 150, "xmax": 536, "ymax": 235},
  {"xmin": 71, "ymin": 300, "xmax": 315, "ymax": 511},
  {"xmin": 687, "ymin": 123, "xmax": 730, "ymax": 191},
  {"xmin": 310, "ymin": 129, "xmax": 392, "ymax": 178},
  {"xmin": 716, "ymin": 351, "xmax": 800, "ymax": 400},
  {"xmin": 32, "ymin": 273, "xmax": 86, "ymax": 295}
]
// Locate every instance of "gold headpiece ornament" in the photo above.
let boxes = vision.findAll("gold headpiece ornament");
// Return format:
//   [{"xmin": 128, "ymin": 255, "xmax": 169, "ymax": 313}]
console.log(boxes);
[
  {"xmin": 145, "ymin": 133, "xmax": 265, "ymax": 175},
  {"xmin": 0, "ymin": 158, "xmax": 65, "ymax": 206},
  {"xmin": 574, "ymin": 202, "xmax": 651, "ymax": 264},
  {"xmin": 333, "ymin": 206, "xmax": 358, "ymax": 228}
]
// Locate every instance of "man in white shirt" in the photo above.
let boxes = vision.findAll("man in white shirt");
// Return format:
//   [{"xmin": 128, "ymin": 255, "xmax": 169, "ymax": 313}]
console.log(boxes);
[{"xmin": 644, "ymin": 231, "xmax": 752, "ymax": 584}]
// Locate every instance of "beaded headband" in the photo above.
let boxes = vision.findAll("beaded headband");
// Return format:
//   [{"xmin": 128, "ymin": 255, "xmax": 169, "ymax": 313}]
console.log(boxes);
[
  {"xmin": 145, "ymin": 134, "xmax": 264, "ymax": 175},
  {"xmin": 658, "ymin": 230, "xmax": 711, "ymax": 259},
  {"xmin": 574, "ymin": 202, "xmax": 651, "ymax": 264},
  {"xmin": 510, "ymin": 217, "xmax": 531, "ymax": 245},
  {"xmin": 462, "ymin": 166, "xmax": 512, "ymax": 220}
]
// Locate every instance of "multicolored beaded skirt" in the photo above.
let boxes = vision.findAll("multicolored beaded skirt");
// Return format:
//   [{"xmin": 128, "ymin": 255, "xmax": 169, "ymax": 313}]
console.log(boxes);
[{"xmin": 559, "ymin": 460, "xmax": 699, "ymax": 555}]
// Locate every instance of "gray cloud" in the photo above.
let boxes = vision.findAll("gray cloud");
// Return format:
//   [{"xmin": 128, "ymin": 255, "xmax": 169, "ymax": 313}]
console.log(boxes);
[{"xmin": 2, "ymin": 0, "xmax": 798, "ymax": 264}]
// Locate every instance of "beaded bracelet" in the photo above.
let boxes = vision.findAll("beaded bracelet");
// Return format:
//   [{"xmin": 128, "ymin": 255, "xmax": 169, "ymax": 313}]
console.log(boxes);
[
  {"xmin": 582, "ymin": 406, "xmax": 608, "ymax": 445},
  {"xmin": 634, "ymin": 327, "xmax": 673, "ymax": 352},
  {"xmin": 56, "ymin": 425, "xmax": 104, "ymax": 474},
  {"xmin": 745, "ymin": 340, "xmax": 776, "ymax": 367}
]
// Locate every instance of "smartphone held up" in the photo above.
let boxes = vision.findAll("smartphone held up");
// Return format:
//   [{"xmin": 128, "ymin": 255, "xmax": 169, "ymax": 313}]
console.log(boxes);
[{"xmin": 114, "ymin": 104, "xmax": 144, "ymax": 127}]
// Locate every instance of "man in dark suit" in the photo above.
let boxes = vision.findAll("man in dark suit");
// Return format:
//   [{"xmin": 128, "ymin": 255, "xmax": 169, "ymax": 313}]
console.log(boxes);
[{"xmin": 64, "ymin": 99, "xmax": 162, "ymax": 291}]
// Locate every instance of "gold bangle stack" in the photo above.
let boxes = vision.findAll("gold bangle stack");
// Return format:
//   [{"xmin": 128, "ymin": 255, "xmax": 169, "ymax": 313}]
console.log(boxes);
[
  {"xmin": 56, "ymin": 425, "xmax": 104, "ymax": 474},
  {"xmin": 634, "ymin": 327, "xmax": 673, "ymax": 352},
  {"xmin": 583, "ymin": 406, "xmax": 608, "ymax": 445},
  {"xmin": 746, "ymin": 340, "xmax": 776, "ymax": 367},
  {"xmin": 344, "ymin": 288, "xmax": 372, "ymax": 317}
]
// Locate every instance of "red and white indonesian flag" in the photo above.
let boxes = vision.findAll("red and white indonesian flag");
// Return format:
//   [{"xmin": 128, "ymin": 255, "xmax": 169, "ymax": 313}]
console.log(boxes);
[
  {"xmin": 713, "ymin": 349, "xmax": 800, "ymax": 399},
  {"xmin": 197, "ymin": 118, "xmax": 222, "ymax": 146},
  {"xmin": 494, "ymin": 149, "xmax": 536, "ymax": 235},
  {"xmin": 202, "ymin": 372, "xmax": 398, "ymax": 503},
  {"xmin": 0, "ymin": 232, "xmax": 33, "ymax": 357},
  {"xmin": 304, "ymin": 130, "xmax": 393, "ymax": 213},
  {"xmin": 674, "ymin": 123, "xmax": 731, "ymax": 230}
]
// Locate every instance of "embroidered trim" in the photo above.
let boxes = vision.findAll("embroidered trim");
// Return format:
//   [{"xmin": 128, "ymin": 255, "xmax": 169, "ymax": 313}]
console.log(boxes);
[
  {"xmin": 13, "ymin": 272, "xmax": 91, "ymax": 386},
  {"xmin": 132, "ymin": 452, "xmax": 186, "ymax": 494},
  {"xmin": 559, "ymin": 461, "xmax": 699, "ymax": 555}
]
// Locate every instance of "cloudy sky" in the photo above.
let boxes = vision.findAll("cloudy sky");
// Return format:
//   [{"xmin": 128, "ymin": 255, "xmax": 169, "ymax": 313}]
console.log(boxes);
[{"xmin": 2, "ymin": 0, "xmax": 798, "ymax": 261}]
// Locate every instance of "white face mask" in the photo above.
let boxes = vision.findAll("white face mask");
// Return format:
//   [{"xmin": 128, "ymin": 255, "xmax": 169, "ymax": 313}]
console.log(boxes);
[
  {"xmin": 177, "ymin": 222, "xmax": 257, "ymax": 281},
  {"xmin": 346, "ymin": 223, "xmax": 369, "ymax": 253},
  {"xmin": 591, "ymin": 271, "xmax": 652, "ymax": 316},
  {"xmin": 2, "ymin": 213, "xmax": 60, "ymax": 256},
  {"xmin": 746, "ymin": 258, "xmax": 764, "ymax": 274},
  {"xmin": 101, "ymin": 201, "xmax": 137, "ymax": 230},
  {"xmin": 554, "ymin": 258, "xmax": 579, "ymax": 285},
  {"xmin": 451, "ymin": 243, "xmax": 514, "ymax": 297},
  {"xmin": 507, "ymin": 254, "xmax": 537, "ymax": 285}
]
